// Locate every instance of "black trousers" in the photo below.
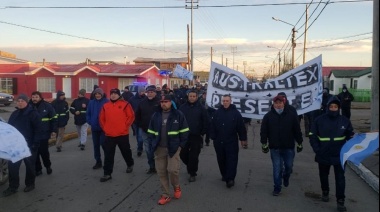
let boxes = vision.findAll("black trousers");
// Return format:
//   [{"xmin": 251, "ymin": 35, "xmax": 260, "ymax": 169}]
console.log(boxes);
[
  {"xmin": 341, "ymin": 107, "xmax": 351, "ymax": 120},
  {"xmin": 8, "ymin": 150, "xmax": 37, "ymax": 189},
  {"xmin": 36, "ymin": 139, "xmax": 51, "ymax": 171},
  {"xmin": 214, "ymin": 141, "xmax": 239, "ymax": 181},
  {"xmin": 180, "ymin": 134, "xmax": 202, "ymax": 176},
  {"xmin": 103, "ymin": 135, "xmax": 134, "ymax": 175},
  {"xmin": 318, "ymin": 163, "xmax": 346, "ymax": 200}
]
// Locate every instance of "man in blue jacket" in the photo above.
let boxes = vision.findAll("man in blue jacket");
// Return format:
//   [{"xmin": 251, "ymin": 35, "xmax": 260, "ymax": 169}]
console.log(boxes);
[
  {"xmin": 51, "ymin": 91, "xmax": 69, "ymax": 152},
  {"xmin": 309, "ymin": 96, "xmax": 354, "ymax": 211},
  {"xmin": 3, "ymin": 94, "xmax": 42, "ymax": 197},
  {"xmin": 260, "ymin": 95, "xmax": 303, "ymax": 196},
  {"xmin": 147, "ymin": 95, "xmax": 189, "ymax": 205},
  {"xmin": 86, "ymin": 87, "xmax": 109, "ymax": 169},
  {"xmin": 210, "ymin": 94, "xmax": 247, "ymax": 188},
  {"xmin": 30, "ymin": 91, "xmax": 57, "ymax": 176}
]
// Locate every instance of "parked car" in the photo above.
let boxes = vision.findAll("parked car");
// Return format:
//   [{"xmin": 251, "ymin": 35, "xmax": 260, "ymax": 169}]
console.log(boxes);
[{"xmin": 0, "ymin": 92, "xmax": 14, "ymax": 106}]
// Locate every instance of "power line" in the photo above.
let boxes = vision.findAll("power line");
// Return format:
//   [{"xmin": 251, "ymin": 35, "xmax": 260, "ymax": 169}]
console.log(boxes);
[
  {"xmin": 2, "ymin": 0, "xmax": 371, "ymax": 9},
  {"xmin": 307, "ymin": 37, "xmax": 371, "ymax": 49}
]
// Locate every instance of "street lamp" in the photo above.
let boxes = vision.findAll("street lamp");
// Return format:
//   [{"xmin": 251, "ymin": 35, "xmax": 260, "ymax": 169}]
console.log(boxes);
[
  {"xmin": 272, "ymin": 17, "xmax": 296, "ymax": 69},
  {"xmin": 267, "ymin": 46, "xmax": 282, "ymax": 76}
]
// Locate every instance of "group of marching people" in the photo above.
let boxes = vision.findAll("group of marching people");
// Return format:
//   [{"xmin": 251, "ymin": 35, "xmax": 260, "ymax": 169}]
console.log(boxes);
[{"xmin": 3, "ymin": 82, "xmax": 355, "ymax": 211}]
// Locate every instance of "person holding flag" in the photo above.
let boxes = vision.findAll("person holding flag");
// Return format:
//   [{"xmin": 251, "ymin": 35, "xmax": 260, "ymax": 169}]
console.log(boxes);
[{"xmin": 309, "ymin": 96, "xmax": 355, "ymax": 212}]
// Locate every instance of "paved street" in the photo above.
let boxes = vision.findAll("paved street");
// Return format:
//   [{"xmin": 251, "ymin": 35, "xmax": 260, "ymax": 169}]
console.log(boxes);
[{"xmin": 0, "ymin": 103, "xmax": 378, "ymax": 211}]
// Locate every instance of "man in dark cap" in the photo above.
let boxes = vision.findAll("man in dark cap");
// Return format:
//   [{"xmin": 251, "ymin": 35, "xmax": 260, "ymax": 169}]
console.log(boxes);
[
  {"xmin": 147, "ymin": 94, "xmax": 189, "ymax": 205},
  {"xmin": 3, "ymin": 94, "xmax": 42, "ymax": 197},
  {"xmin": 51, "ymin": 91, "xmax": 70, "ymax": 152},
  {"xmin": 70, "ymin": 89, "xmax": 90, "ymax": 150},
  {"xmin": 337, "ymin": 85, "xmax": 354, "ymax": 119},
  {"xmin": 122, "ymin": 86, "xmax": 134, "ymax": 102},
  {"xmin": 99, "ymin": 88, "xmax": 135, "ymax": 182},
  {"xmin": 135, "ymin": 85, "xmax": 161, "ymax": 174},
  {"xmin": 260, "ymin": 95, "xmax": 303, "ymax": 196}
]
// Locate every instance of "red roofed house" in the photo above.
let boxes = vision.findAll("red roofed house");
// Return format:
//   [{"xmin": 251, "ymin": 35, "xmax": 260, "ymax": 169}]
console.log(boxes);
[{"xmin": 0, "ymin": 62, "xmax": 165, "ymax": 99}]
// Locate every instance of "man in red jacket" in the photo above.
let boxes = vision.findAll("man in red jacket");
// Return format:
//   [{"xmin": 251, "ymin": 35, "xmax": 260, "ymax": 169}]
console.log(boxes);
[{"xmin": 99, "ymin": 88, "xmax": 135, "ymax": 182}]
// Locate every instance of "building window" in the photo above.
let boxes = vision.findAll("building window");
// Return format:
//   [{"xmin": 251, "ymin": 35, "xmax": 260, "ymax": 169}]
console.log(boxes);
[
  {"xmin": 37, "ymin": 77, "xmax": 56, "ymax": 92},
  {"xmin": 353, "ymin": 80, "xmax": 358, "ymax": 89},
  {"xmin": 79, "ymin": 78, "xmax": 98, "ymax": 93},
  {"xmin": 118, "ymin": 78, "xmax": 135, "ymax": 90},
  {"xmin": 329, "ymin": 80, "xmax": 334, "ymax": 91},
  {"xmin": 0, "ymin": 78, "xmax": 13, "ymax": 94}
]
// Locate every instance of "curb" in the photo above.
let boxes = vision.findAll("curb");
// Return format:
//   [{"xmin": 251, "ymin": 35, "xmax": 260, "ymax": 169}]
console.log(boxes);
[{"xmin": 348, "ymin": 161, "xmax": 379, "ymax": 193}]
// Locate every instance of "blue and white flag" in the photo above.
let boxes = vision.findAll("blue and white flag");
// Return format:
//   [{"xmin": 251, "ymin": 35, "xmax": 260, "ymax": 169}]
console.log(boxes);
[
  {"xmin": 340, "ymin": 132, "xmax": 379, "ymax": 169},
  {"xmin": 0, "ymin": 121, "xmax": 31, "ymax": 162},
  {"xmin": 173, "ymin": 64, "xmax": 193, "ymax": 80}
]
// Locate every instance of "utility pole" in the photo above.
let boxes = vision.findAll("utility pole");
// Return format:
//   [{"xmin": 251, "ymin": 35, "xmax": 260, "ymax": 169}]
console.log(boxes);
[
  {"xmin": 372, "ymin": 0, "xmax": 379, "ymax": 131},
  {"xmin": 303, "ymin": 5, "xmax": 308, "ymax": 64},
  {"xmin": 187, "ymin": 24, "xmax": 190, "ymax": 70},
  {"xmin": 243, "ymin": 61, "xmax": 247, "ymax": 75},
  {"xmin": 211, "ymin": 47, "xmax": 213, "ymax": 62},
  {"xmin": 291, "ymin": 27, "xmax": 296, "ymax": 69},
  {"xmin": 226, "ymin": 58, "xmax": 228, "ymax": 67},
  {"xmin": 231, "ymin": 46, "xmax": 237, "ymax": 70},
  {"xmin": 278, "ymin": 51, "xmax": 281, "ymax": 75},
  {"xmin": 185, "ymin": 0, "xmax": 198, "ymax": 73},
  {"xmin": 222, "ymin": 54, "xmax": 224, "ymax": 65}
]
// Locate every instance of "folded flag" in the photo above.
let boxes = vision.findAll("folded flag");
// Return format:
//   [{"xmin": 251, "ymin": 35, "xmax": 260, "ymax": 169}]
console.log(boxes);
[
  {"xmin": 173, "ymin": 64, "xmax": 193, "ymax": 80},
  {"xmin": 340, "ymin": 132, "xmax": 379, "ymax": 169}
]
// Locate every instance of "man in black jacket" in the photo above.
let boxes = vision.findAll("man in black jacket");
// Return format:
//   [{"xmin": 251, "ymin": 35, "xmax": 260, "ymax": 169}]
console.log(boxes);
[
  {"xmin": 179, "ymin": 90, "xmax": 208, "ymax": 182},
  {"xmin": 337, "ymin": 85, "xmax": 354, "ymax": 119},
  {"xmin": 210, "ymin": 95, "xmax": 247, "ymax": 188},
  {"xmin": 260, "ymin": 95, "xmax": 303, "ymax": 196},
  {"xmin": 135, "ymin": 85, "xmax": 160, "ymax": 174},
  {"xmin": 3, "ymin": 94, "xmax": 42, "ymax": 197},
  {"xmin": 51, "ymin": 91, "xmax": 70, "ymax": 152},
  {"xmin": 30, "ymin": 91, "xmax": 57, "ymax": 176},
  {"xmin": 70, "ymin": 89, "xmax": 90, "ymax": 150}
]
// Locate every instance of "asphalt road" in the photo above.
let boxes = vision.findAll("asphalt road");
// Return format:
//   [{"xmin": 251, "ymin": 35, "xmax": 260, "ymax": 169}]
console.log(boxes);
[{"xmin": 0, "ymin": 103, "xmax": 378, "ymax": 212}]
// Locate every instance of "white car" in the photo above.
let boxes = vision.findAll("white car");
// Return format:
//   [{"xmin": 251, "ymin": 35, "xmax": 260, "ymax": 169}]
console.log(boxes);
[{"xmin": 0, "ymin": 92, "xmax": 14, "ymax": 106}]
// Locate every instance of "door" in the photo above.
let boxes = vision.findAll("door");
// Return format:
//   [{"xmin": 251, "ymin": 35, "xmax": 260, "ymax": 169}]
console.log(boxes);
[{"xmin": 62, "ymin": 78, "xmax": 72, "ymax": 98}]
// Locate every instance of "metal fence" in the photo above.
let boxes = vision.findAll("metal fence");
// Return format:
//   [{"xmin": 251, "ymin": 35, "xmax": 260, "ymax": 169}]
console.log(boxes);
[{"xmin": 339, "ymin": 88, "xmax": 371, "ymax": 102}]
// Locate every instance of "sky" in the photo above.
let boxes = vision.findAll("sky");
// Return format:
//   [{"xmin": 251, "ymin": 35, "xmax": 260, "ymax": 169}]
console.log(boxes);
[{"xmin": 0, "ymin": 0, "xmax": 374, "ymax": 77}]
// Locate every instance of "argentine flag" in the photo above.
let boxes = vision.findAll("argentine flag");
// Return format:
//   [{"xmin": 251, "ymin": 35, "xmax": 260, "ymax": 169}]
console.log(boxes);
[{"xmin": 340, "ymin": 132, "xmax": 379, "ymax": 169}]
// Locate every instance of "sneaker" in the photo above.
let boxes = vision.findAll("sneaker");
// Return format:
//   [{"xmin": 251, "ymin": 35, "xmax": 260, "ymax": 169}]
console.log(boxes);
[
  {"xmin": 80, "ymin": 144, "xmax": 85, "ymax": 150},
  {"xmin": 100, "ymin": 175, "xmax": 112, "ymax": 182},
  {"xmin": 137, "ymin": 151, "xmax": 142, "ymax": 157},
  {"xmin": 146, "ymin": 168, "xmax": 157, "ymax": 174},
  {"xmin": 272, "ymin": 189, "xmax": 281, "ymax": 196},
  {"xmin": 46, "ymin": 167, "xmax": 53, "ymax": 175},
  {"xmin": 35, "ymin": 170, "xmax": 42, "ymax": 176},
  {"xmin": 93, "ymin": 163, "xmax": 102, "ymax": 169},
  {"xmin": 56, "ymin": 147, "xmax": 62, "ymax": 152},
  {"xmin": 189, "ymin": 176, "xmax": 196, "ymax": 182},
  {"xmin": 321, "ymin": 191, "xmax": 329, "ymax": 202},
  {"xmin": 23, "ymin": 185, "xmax": 35, "ymax": 192},
  {"xmin": 2, "ymin": 187, "xmax": 17, "ymax": 197},
  {"xmin": 174, "ymin": 186, "xmax": 181, "ymax": 199},
  {"xmin": 158, "ymin": 195, "xmax": 171, "ymax": 205},
  {"xmin": 126, "ymin": 166, "xmax": 134, "ymax": 173},
  {"xmin": 226, "ymin": 180, "xmax": 235, "ymax": 188}
]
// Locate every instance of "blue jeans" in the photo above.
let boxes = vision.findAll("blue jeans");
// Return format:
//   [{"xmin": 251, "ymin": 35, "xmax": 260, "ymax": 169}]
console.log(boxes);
[
  {"xmin": 92, "ymin": 130, "xmax": 105, "ymax": 164},
  {"xmin": 270, "ymin": 148, "xmax": 295, "ymax": 191},
  {"xmin": 139, "ymin": 128, "xmax": 155, "ymax": 169},
  {"xmin": 133, "ymin": 123, "xmax": 143, "ymax": 152}
]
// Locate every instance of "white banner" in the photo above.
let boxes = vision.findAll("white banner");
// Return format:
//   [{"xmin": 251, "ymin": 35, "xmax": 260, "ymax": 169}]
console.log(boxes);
[
  {"xmin": 173, "ymin": 64, "xmax": 193, "ymax": 80},
  {"xmin": 206, "ymin": 55, "xmax": 323, "ymax": 119}
]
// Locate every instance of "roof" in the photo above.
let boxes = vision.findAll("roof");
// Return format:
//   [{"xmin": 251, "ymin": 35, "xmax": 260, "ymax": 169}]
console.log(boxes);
[
  {"xmin": 133, "ymin": 57, "xmax": 188, "ymax": 63},
  {"xmin": 322, "ymin": 66, "xmax": 369, "ymax": 77},
  {"xmin": 0, "ymin": 64, "xmax": 158, "ymax": 76},
  {"xmin": 330, "ymin": 68, "xmax": 372, "ymax": 78}
]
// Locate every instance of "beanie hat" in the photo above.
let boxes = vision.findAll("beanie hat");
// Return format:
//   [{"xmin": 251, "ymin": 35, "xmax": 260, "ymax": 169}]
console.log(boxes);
[
  {"xmin": 56, "ymin": 90, "xmax": 65, "ymax": 99},
  {"xmin": 110, "ymin": 88, "xmax": 121, "ymax": 96},
  {"xmin": 146, "ymin": 85, "xmax": 157, "ymax": 92},
  {"xmin": 327, "ymin": 96, "xmax": 340, "ymax": 108},
  {"xmin": 17, "ymin": 94, "xmax": 29, "ymax": 102},
  {"xmin": 94, "ymin": 88, "xmax": 104, "ymax": 96},
  {"xmin": 79, "ymin": 89, "xmax": 86, "ymax": 96},
  {"xmin": 138, "ymin": 86, "xmax": 145, "ymax": 93},
  {"xmin": 160, "ymin": 94, "xmax": 172, "ymax": 102}
]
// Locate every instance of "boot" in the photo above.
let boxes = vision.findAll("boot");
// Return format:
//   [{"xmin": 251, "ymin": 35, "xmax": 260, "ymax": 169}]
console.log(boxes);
[
  {"xmin": 337, "ymin": 199, "xmax": 347, "ymax": 212},
  {"xmin": 321, "ymin": 191, "xmax": 329, "ymax": 202}
]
